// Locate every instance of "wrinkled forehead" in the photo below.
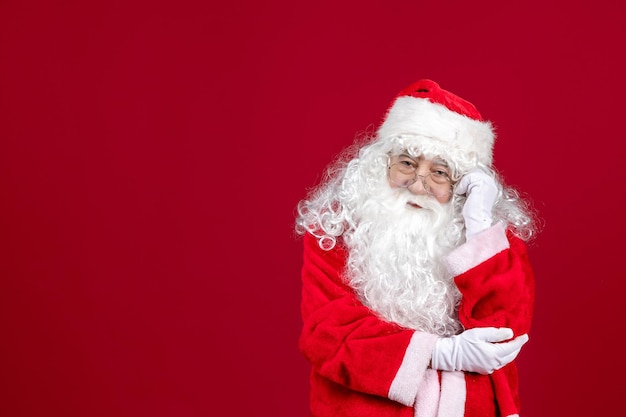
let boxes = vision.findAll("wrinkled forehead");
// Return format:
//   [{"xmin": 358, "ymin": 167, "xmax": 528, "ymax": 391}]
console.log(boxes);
[{"xmin": 392, "ymin": 150, "xmax": 451, "ymax": 167}]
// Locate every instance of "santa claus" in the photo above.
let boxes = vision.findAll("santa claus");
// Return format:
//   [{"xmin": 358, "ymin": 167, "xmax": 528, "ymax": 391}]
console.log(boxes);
[{"xmin": 296, "ymin": 79, "xmax": 538, "ymax": 417}]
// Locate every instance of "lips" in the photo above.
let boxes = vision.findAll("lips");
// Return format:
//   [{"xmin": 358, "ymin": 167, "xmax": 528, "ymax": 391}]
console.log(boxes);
[{"xmin": 407, "ymin": 202, "xmax": 422, "ymax": 209}]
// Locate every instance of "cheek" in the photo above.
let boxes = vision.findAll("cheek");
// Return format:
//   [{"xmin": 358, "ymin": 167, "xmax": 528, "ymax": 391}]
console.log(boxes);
[
  {"xmin": 436, "ymin": 193, "xmax": 452, "ymax": 204},
  {"xmin": 388, "ymin": 178, "xmax": 401, "ymax": 189}
]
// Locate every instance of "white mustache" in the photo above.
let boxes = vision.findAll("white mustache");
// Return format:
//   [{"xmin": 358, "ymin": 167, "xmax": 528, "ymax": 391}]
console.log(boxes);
[{"xmin": 400, "ymin": 192, "xmax": 444, "ymax": 212}]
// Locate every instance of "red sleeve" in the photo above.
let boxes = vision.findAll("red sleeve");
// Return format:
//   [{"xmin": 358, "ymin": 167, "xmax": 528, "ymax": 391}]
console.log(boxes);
[
  {"xmin": 299, "ymin": 233, "xmax": 437, "ymax": 405},
  {"xmin": 444, "ymin": 223, "xmax": 535, "ymax": 336}
]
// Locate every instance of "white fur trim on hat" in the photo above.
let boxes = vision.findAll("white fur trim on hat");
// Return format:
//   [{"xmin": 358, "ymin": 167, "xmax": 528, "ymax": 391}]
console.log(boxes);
[{"xmin": 378, "ymin": 96, "xmax": 495, "ymax": 167}]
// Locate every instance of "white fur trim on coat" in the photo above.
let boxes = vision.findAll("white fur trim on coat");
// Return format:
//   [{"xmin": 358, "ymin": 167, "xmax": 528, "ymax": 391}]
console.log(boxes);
[
  {"xmin": 388, "ymin": 331, "xmax": 438, "ymax": 406},
  {"xmin": 437, "ymin": 371, "xmax": 466, "ymax": 417},
  {"xmin": 443, "ymin": 222, "xmax": 509, "ymax": 276}
]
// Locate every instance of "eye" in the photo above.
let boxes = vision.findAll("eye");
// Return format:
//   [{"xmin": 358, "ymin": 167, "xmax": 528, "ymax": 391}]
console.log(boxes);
[
  {"xmin": 396, "ymin": 155, "xmax": 418, "ymax": 167},
  {"xmin": 431, "ymin": 169, "xmax": 451, "ymax": 180},
  {"xmin": 391, "ymin": 156, "xmax": 418, "ymax": 175}
]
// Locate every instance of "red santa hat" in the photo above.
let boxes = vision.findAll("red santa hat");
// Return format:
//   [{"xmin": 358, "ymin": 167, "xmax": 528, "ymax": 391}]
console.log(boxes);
[{"xmin": 377, "ymin": 79, "xmax": 495, "ymax": 168}]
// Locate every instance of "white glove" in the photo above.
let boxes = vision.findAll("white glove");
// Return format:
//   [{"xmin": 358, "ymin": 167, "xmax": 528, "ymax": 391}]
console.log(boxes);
[
  {"xmin": 455, "ymin": 169, "xmax": 498, "ymax": 240},
  {"xmin": 431, "ymin": 327, "xmax": 529, "ymax": 375}
]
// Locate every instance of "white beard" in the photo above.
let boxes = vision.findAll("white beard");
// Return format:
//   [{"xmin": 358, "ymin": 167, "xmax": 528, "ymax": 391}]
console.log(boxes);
[{"xmin": 343, "ymin": 187, "xmax": 464, "ymax": 336}]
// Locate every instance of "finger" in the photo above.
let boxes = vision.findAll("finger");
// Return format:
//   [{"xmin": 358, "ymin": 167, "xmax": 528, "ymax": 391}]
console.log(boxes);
[
  {"xmin": 454, "ymin": 175, "xmax": 471, "ymax": 194},
  {"xmin": 508, "ymin": 334, "xmax": 530, "ymax": 349},
  {"xmin": 454, "ymin": 171, "xmax": 495, "ymax": 196},
  {"xmin": 499, "ymin": 349, "xmax": 522, "ymax": 367},
  {"xmin": 479, "ymin": 327, "xmax": 514, "ymax": 343},
  {"xmin": 496, "ymin": 335, "xmax": 530, "ymax": 364}
]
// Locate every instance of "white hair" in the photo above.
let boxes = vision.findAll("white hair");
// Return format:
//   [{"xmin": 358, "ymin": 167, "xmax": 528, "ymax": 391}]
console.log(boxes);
[
  {"xmin": 296, "ymin": 133, "xmax": 539, "ymax": 335},
  {"xmin": 296, "ymin": 132, "xmax": 538, "ymax": 246}
]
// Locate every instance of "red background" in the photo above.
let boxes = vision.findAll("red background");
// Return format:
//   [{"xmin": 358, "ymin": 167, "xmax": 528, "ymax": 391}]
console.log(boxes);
[{"xmin": 1, "ymin": 1, "xmax": 624, "ymax": 416}]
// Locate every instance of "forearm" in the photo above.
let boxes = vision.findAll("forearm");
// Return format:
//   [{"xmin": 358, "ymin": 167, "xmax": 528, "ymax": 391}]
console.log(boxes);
[
  {"xmin": 301, "ymin": 302, "xmax": 437, "ymax": 405},
  {"xmin": 300, "ymin": 233, "xmax": 437, "ymax": 405}
]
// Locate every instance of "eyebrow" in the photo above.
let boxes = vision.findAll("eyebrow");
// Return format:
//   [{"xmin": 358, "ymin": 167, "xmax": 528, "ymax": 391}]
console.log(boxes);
[
  {"xmin": 399, "ymin": 153, "xmax": 450, "ymax": 168},
  {"xmin": 432, "ymin": 158, "xmax": 450, "ymax": 167}
]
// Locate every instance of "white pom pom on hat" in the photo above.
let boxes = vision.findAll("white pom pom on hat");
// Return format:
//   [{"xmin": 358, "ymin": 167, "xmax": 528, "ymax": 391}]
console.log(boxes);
[{"xmin": 377, "ymin": 79, "xmax": 495, "ymax": 168}]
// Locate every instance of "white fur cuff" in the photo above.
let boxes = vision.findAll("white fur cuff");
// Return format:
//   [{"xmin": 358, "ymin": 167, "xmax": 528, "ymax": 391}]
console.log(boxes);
[{"xmin": 443, "ymin": 222, "xmax": 509, "ymax": 276}]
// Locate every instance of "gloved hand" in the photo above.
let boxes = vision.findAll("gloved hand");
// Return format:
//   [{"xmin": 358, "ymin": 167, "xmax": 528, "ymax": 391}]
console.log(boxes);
[
  {"xmin": 454, "ymin": 169, "xmax": 498, "ymax": 240},
  {"xmin": 431, "ymin": 327, "xmax": 529, "ymax": 374}
]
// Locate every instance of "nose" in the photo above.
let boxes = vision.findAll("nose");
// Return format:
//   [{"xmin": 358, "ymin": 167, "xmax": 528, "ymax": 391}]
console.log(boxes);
[{"xmin": 406, "ymin": 175, "xmax": 429, "ymax": 195}]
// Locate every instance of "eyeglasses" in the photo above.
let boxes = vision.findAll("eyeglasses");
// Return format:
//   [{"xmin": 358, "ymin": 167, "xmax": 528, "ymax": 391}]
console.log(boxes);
[{"xmin": 387, "ymin": 155, "xmax": 453, "ymax": 197}]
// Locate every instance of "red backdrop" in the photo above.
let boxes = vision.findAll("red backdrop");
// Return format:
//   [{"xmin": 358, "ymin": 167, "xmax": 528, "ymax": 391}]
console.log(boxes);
[{"xmin": 1, "ymin": 1, "xmax": 624, "ymax": 416}]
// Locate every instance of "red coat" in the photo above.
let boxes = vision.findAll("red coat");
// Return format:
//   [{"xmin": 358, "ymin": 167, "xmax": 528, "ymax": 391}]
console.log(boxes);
[
  {"xmin": 299, "ymin": 223, "xmax": 535, "ymax": 417},
  {"xmin": 445, "ymin": 223, "xmax": 535, "ymax": 417}
]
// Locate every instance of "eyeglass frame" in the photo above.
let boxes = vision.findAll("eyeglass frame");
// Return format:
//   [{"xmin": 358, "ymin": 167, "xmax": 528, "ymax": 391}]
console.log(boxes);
[{"xmin": 386, "ymin": 153, "xmax": 456, "ymax": 197}]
